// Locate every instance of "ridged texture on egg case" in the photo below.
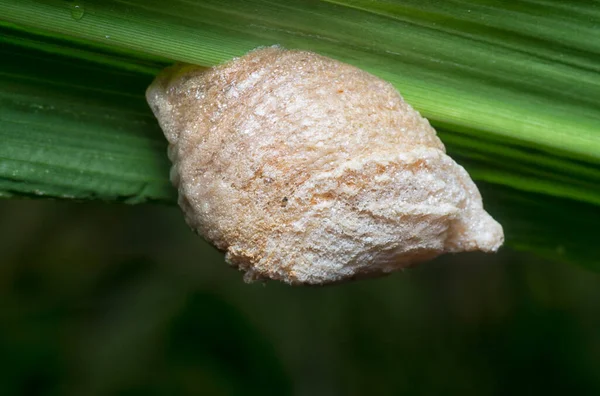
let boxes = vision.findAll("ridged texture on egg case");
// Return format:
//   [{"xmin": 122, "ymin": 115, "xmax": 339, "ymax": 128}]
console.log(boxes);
[{"xmin": 146, "ymin": 47, "xmax": 504, "ymax": 285}]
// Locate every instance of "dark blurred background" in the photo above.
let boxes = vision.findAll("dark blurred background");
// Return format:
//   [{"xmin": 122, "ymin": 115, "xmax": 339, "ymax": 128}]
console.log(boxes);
[{"xmin": 1, "ymin": 198, "xmax": 599, "ymax": 396}]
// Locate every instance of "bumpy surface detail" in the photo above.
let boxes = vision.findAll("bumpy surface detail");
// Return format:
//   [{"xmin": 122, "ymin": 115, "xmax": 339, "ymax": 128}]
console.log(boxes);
[{"xmin": 146, "ymin": 47, "xmax": 504, "ymax": 285}]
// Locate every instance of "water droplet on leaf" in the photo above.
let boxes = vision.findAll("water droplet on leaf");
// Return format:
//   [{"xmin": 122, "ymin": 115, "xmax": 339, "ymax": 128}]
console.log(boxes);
[{"xmin": 70, "ymin": 1, "xmax": 85, "ymax": 21}]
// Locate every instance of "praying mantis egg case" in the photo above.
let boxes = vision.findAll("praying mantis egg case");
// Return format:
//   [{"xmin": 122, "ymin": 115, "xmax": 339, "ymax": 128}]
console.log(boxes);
[{"xmin": 146, "ymin": 46, "xmax": 504, "ymax": 285}]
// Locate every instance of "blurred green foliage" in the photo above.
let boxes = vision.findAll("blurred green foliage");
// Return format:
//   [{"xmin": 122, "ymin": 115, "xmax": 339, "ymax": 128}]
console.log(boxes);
[{"xmin": 1, "ymin": 199, "xmax": 599, "ymax": 395}]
